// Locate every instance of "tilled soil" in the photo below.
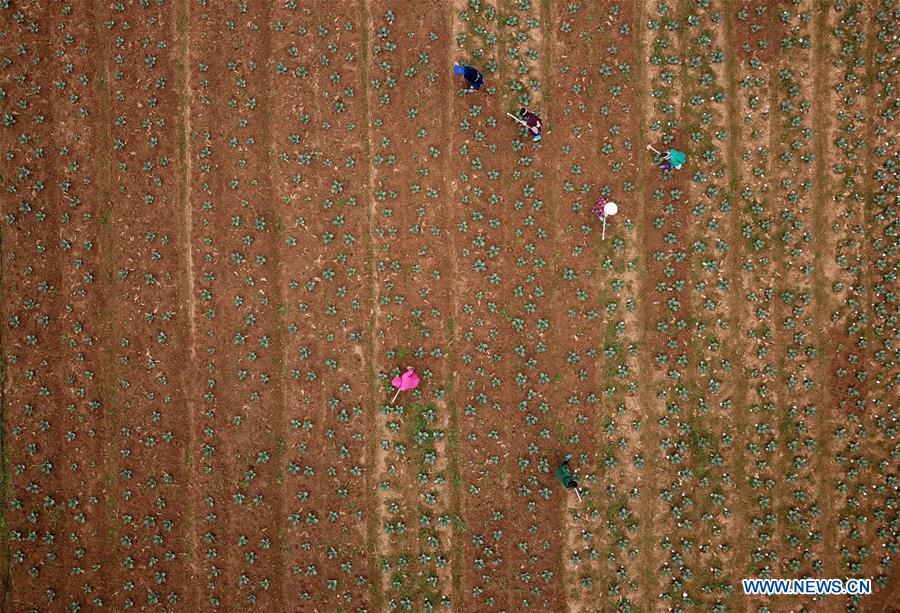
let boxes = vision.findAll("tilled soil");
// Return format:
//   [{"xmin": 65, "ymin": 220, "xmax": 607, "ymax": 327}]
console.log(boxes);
[{"xmin": 1, "ymin": 1, "xmax": 895, "ymax": 612}]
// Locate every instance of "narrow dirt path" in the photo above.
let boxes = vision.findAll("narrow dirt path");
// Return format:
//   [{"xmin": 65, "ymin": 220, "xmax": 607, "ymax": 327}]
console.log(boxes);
[
  {"xmin": 358, "ymin": 3, "xmax": 384, "ymax": 609},
  {"xmin": 721, "ymin": 0, "xmax": 753, "ymax": 595},
  {"xmin": 88, "ymin": 2, "xmax": 118, "ymax": 605},
  {"xmin": 441, "ymin": 4, "xmax": 465, "ymax": 608},
  {"xmin": 632, "ymin": 0, "xmax": 664, "ymax": 608},
  {"xmin": 260, "ymin": 3, "xmax": 289, "ymax": 606},
  {"xmin": 174, "ymin": 0, "xmax": 200, "ymax": 607},
  {"xmin": 538, "ymin": 0, "xmax": 575, "ymax": 608},
  {"xmin": 178, "ymin": 0, "xmax": 197, "ymax": 357},
  {"xmin": 809, "ymin": 0, "xmax": 838, "ymax": 579}
]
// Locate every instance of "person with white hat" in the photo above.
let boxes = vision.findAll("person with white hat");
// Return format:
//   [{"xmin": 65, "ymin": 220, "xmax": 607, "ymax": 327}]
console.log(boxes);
[{"xmin": 592, "ymin": 196, "xmax": 619, "ymax": 240}]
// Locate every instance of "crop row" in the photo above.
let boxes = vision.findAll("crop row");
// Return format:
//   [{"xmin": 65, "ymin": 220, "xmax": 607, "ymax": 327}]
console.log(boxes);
[
  {"xmin": 550, "ymin": 1, "xmax": 646, "ymax": 610},
  {"xmin": 3, "ymin": 3, "xmax": 114, "ymax": 609},
  {"xmin": 187, "ymin": 1, "xmax": 300, "ymax": 608},
  {"xmin": 450, "ymin": 2, "xmax": 518, "ymax": 609},
  {"xmin": 822, "ymin": 5, "xmax": 880, "ymax": 608},
  {"xmin": 265, "ymin": 3, "xmax": 375, "ymax": 610},
  {"xmin": 365, "ymin": 2, "xmax": 459, "ymax": 610},
  {"xmin": 730, "ymin": 4, "xmax": 793, "ymax": 607},
  {"xmin": 639, "ymin": 0, "xmax": 716, "ymax": 608},
  {"xmin": 860, "ymin": 0, "xmax": 899, "ymax": 606}
]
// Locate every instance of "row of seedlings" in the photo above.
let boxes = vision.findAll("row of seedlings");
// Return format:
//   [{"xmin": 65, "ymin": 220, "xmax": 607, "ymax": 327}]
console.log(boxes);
[{"xmin": 366, "ymin": 3, "xmax": 458, "ymax": 610}]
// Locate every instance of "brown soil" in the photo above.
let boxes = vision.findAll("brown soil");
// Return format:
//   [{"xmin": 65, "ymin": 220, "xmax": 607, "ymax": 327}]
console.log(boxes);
[
  {"xmin": 1, "ymin": 1, "xmax": 895, "ymax": 611},
  {"xmin": 363, "ymin": 1, "xmax": 459, "ymax": 609},
  {"xmin": 548, "ymin": 0, "xmax": 646, "ymax": 608}
]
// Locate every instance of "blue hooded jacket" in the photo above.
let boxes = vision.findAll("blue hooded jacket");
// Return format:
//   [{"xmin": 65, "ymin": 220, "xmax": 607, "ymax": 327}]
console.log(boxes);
[{"xmin": 454, "ymin": 64, "xmax": 483, "ymax": 89}]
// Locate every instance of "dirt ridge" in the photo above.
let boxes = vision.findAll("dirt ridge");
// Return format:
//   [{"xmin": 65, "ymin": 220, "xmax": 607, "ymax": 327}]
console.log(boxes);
[
  {"xmin": 721, "ymin": 0, "xmax": 753, "ymax": 597},
  {"xmin": 358, "ymin": 1, "xmax": 386, "ymax": 609},
  {"xmin": 809, "ymin": 0, "xmax": 838, "ymax": 579},
  {"xmin": 174, "ymin": 0, "xmax": 200, "ymax": 609},
  {"xmin": 632, "ymin": 0, "xmax": 663, "ymax": 609}
]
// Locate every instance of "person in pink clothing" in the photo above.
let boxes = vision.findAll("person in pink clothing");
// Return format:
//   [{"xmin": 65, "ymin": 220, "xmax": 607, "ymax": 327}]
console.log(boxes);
[{"xmin": 592, "ymin": 195, "xmax": 608, "ymax": 221}]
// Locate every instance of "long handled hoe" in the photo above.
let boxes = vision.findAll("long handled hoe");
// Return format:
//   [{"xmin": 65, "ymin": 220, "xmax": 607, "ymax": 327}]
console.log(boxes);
[{"xmin": 506, "ymin": 112, "xmax": 530, "ymax": 129}]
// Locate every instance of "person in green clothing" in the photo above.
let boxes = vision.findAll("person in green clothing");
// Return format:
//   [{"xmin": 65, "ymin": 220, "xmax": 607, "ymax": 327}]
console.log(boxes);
[
  {"xmin": 555, "ymin": 453, "xmax": 579, "ymax": 490},
  {"xmin": 659, "ymin": 148, "xmax": 686, "ymax": 170}
]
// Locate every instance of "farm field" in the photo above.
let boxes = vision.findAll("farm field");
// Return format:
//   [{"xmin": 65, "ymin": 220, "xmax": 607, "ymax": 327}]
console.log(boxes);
[{"xmin": 0, "ymin": 0, "xmax": 897, "ymax": 611}]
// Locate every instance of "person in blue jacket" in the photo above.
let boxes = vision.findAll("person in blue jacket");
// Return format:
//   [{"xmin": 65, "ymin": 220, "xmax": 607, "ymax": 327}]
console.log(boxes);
[{"xmin": 453, "ymin": 62, "xmax": 484, "ymax": 93}]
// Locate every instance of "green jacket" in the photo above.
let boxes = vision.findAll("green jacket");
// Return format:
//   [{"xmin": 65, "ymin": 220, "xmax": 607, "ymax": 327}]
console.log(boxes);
[{"xmin": 555, "ymin": 463, "xmax": 576, "ymax": 487}]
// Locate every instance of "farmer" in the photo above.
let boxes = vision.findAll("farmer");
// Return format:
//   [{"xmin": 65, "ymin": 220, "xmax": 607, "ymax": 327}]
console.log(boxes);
[
  {"xmin": 659, "ymin": 148, "xmax": 686, "ymax": 170},
  {"xmin": 592, "ymin": 194, "xmax": 609, "ymax": 220},
  {"xmin": 453, "ymin": 62, "xmax": 484, "ymax": 93},
  {"xmin": 591, "ymin": 195, "xmax": 619, "ymax": 239},
  {"xmin": 555, "ymin": 453, "xmax": 579, "ymax": 490},
  {"xmin": 519, "ymin": 107, "xmax": 543, "ymax": 141}
]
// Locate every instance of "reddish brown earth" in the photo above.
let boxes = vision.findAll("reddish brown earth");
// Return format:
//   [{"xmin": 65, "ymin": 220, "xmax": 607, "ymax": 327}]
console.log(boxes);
[{"xmin": 1, "ymin": 1, "xmax": 896, "ymax": 612}]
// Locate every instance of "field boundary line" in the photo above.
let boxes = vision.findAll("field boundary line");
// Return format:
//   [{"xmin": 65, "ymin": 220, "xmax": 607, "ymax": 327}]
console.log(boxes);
[
  {"xmin": 721, "ymin": 0, "xmax": 753, "ymax": 597},
  {"xmin": 539, "ymin": 0, "xmax": 572, "ymax": 608},
  {"xmin": 174, "ymin": 1, "xmax": 200, "ymax": 609},
  {"xmin": 88, "ymin": 2, "xmax": 122, "ymax": 601},
  {"xmin": 809, "ymin": 0, "xmax": 838, "ymax": 578},
  {"xmin": 0, "ymin": 9, "xmax": 12, "ymax": 599},
  {"xmin": 0, "ymin": 149, "xmax": 9, "ymax": 611},
  {"xmin": 444, "ymin": 3, "xmax": 465, "ymax": 609},
  {"xmin": 631, "ymin": 0, "xmax": 661, "ymax": 609},
  {"xmin": 358, "ymin": 1, "xmax": 383, "ymax": 609}
]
